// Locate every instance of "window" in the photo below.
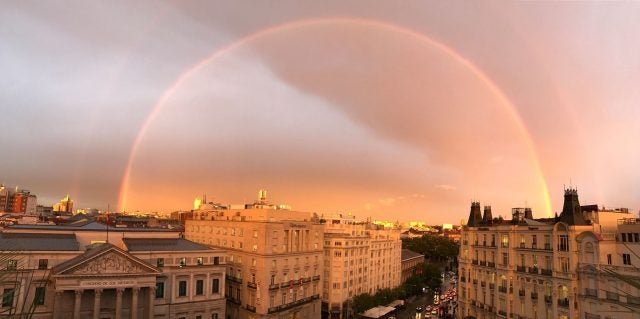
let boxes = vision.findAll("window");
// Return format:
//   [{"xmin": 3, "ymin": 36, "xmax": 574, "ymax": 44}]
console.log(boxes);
[
  {"xmin": 253, "ymin": 230, "xmax": 258, "ymax": 238},
  {"xmin": 212, "ymin": 278, "xmax": 220, "ymax": 294},
  {"xmin": 211, "ymin": 314, "xmax": 218, "ymax": 319},
  {"xmin": 196, "ymin": 280, "xmax": 204, "ymax": 295},
  {"xmin": 622, "ymin": 233, "xmax": 628, "ymax": 242},
  {"xmin": 623, "ymin": 254, "xmax": 632, "ymax": 265},
  {"xmin": 6, "ymin": 260, "xmax": 17, "ymax": 270},
  {"xmin": 607, "ymin": 254, "xmax": 612, "ymax": 265},
  {"xmin": 213, "ymin": 256, "xmax": 219, "ymax": 265},
  {"xmin": 34, "ymin": 287, "xmax": 45, "ymax": 305},
  {"xmin": 196, "ymin": 257, "xmax": 204, "ymax": 266},
  {"xmin": 501, "ymin": 235, "xmax": 509, "ymax": 248},
  {"xmin": 252, "ymin": 244, "xmax": 257, "ymax": 252},
  {"xmin": 560, "ymin": 257, "xmax": 570, "ymax": 273},
  {"xmin": 157, "ymin": 258, "xmax": 164, "ymax": 267},
  {"xmin": 196, "ymin": 316, "xmax": 202, "ymax": 319},
  {"xmin": 502, "ymin": 253, "xmax": 509, "ymax": 266},
  {"xmin": 558, "ymin": 235, "xmax": 569, "ymax": 251},
  {"xmin": 532, "ymin": 235, "xmax": 537, "ymax": 248},
  {"xmin": 2, "ymin": 288, "xmax": 14, "ymax": 307},
  {"xmin": 38, "ymin": 259, "xmax": 48, "ymax": 270},
  {"xmin": 178, "ymin": 257, "xmax": 186, "ymax": 267},
  {"xmin": 282, "ymin": 292, "xmax": 287, "ymax": 305},
  {"xmin": 156, "ymin": 282, "xmax": 165, "ymax": 298},
  {"xmin": 178, "ymin": 281, "xmax": 187, "ymax": 297}
]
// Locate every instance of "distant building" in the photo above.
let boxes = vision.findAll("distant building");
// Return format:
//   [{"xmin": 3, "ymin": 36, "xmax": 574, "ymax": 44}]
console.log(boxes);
[
  {"xmin": 53, "ymin": 194, "xmax": 74, "ymax": 214},
  {"xmin": 186, "ymin": 191, "xmax": 323, "ymax": 319},
  {"xmin": 0, "ymin": 222, "xmax": 226, "ymax": 319},
  {"xmin": 0, "ymin": 185, "xmax": 37, "ymax": 214},
  {"xmin": 401, "ymin": 249, "xmax": 425, "ymax": 282}
]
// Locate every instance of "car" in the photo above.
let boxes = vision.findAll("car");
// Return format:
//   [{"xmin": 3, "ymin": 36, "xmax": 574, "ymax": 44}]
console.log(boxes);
[
  {"xmin": 431, "ymin": 310, "xmax": 438, "ymax": 315},
  {"xmin": 416, "ymin": 306, "xmax": 423, "ymax": 313}
]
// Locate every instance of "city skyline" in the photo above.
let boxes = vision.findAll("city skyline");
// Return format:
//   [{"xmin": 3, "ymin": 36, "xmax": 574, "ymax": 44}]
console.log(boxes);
[{"xmin": 2, "ymin": 2, "xmax": 639, "ymax": 224}]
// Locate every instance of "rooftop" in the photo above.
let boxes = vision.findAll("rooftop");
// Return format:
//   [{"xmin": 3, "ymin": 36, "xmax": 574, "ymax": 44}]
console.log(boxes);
[
  {"xmin": 123, "ymin": 238, "xmax": 212, "ymax": 251},
  {"xmin": 401, "ymin": 248, "xmax": 424, "ymax": 261},
  {"xmin": 0, "ymin": 232, "xmax": 79, "ymax": 251}
]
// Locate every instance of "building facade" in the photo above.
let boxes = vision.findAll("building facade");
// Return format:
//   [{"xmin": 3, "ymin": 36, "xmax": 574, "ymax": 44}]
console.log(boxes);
[
  {"xmin": 321, "ymin": 216, "xmax": 402, "ymax": 319},
  {"xmin": 457, "ymin": 189, "xmax": 634, "ymax": 319},
  {"xmin": 185, "ymin": 194, "xmax": 324, "ymax": 319},
  {"xmin": 0, "ymin": 224, "xmax": 226, "ymax": 319},
  {"xmin": 401, "ymin": 249, "xmax": 425, "ymax": 283}
]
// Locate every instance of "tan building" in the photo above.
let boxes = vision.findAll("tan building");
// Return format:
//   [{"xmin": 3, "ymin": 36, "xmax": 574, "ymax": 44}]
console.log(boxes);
[
  {"xmin": 53, "ymin": 194, "xmax": 74, "ymax": 214},
  {"xmin": 321, "ymin": 216, "xmax": 402, "ymax": 319},
  {"xmin": 185, "ymin": 192, "xmax": 324, "ymax": 319},
  {"xmin": 457, "ymin": 188, "xmax": 633, "ymax": 319},
  {"xmin": 0, "ymin": 222, "xmax": 226, "ymax": 319},
  {"xmin": 401, "ymin": 249, "xmax": 425, "ymax": 283}
]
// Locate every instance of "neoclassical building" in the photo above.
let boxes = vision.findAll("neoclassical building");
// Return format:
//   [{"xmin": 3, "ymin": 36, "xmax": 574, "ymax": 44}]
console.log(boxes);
[
  {"xmin": 457, "ymin": 189, "xmax": 637, "ymax": 319},
  {"xmin": 0, "ymin": 222, "xmax": 226, "ymax": 319}
]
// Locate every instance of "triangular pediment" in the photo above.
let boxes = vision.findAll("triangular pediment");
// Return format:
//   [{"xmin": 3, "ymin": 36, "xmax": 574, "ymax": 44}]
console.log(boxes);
[{"xmin": 53, "ymin": 244, "xmax": 160, "ymax": 276}]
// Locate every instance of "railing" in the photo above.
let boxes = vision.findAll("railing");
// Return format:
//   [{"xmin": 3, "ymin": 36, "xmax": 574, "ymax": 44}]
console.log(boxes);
[
  {"xmin": 531, "ymin": 243, "xmax": 537, "ymax": 249},
  {"xmin": 489, "ymin": 283, "xmax": 495, "ymax": 290},
  {"xmin": 540, "ymin": 269, "xmax": 553, "ymax": 276},
  {"xmin": 269, "ymin": 284, "xmax": 279, "ymax": 290},
  {"xmin": 519, "ymin": 243, "xmax": 525, "ymax": 248},
  {"xmin": 490, "ymin": 241, "xmax": 496, "ymax": 247},
  {"xmin": 528, "ymin": 267, "xmax": 539, "ymax": 275},
  {"xmin": 480, "ymin": 260, "xmax": 487, "ymax": 266},
  {"xmin": 473, "ymin": 279, "xmax": 478, "ymax": 285},
  {"xmin": 584, "ymin": 288, "xmax": 597, "ymax": 297},
  {"xmin": 226, "ymin": 275, "xmax": 243, "ymax": 284},
  {"xmin": 472, "ymin": 259, "xmax": 479, "ymax": 265},
  {"xmin": 267, "ymin": 294, "xmax": 320, "ymax": 314},
  {"xmin": 557, "ymin": 298, "xmax": 569, "ymax": 308},
  {"xmin": 584, "ymin": 313, "xmax": 601, "ymax": 319},
  {"xmin": 488, "ymin": 262, "xmax": 496, "ymax": 268},
  {"xmin": 246, "ymin": 304, "xmax": 256, "ymax": 312},
  {"xmin": 544, "ymin": 243, "xmax": 551, "ymax": 250},
  {"xmin": 530, "ymin": 292, "xmax": 538, "ymax": 300},
  {"xmin": 498, "ymin": 310, "xmax": 506, "ymax": 317},
  {"xmin": 247, "ymin": 282, "xmax": 257, "ymax": 289},
  {"xmin": 516, "ymin": 266, "xmax": 526, "ymax": 273},
  {"xmin": 544, "ymin": 295, "xmax": 552, "ymax": 304},
  {"xmin": 606, "ymin": 291, "xmax": 619, "ymax": 301},
  {"xmin": 481, "ymin": 281, "xmax": 486, "ymax": 287},
  {"xmin": 498, "ymin": 286, "xmax": 507, "ymax": 293},
  {"xmin": 312, "ymin": 275, "xmax": 320, "ymax": 281},
  {"xmin": 518, "ymin": 289, "xmax": 525, "ymax": 297}
]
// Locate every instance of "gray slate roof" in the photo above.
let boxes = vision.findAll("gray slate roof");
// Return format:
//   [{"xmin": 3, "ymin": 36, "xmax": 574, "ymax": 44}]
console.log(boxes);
[
  {"xmin": 0, "ymin": 233, "xmax": 79, "ymax": 251},
  {"xmin": 401, "ymin": 249, "xmax": 424, "ymax": 261},
  {"xmin": 123, "ymin": 238, "xmax": 211, "ymax": 251},
  {"xmin": 8, "ymin": 221, "xmax": 176, "ymax": 232}
]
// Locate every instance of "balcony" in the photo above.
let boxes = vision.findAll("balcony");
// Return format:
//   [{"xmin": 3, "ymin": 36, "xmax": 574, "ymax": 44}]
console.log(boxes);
[
  {"xmin": 519, "ymin": 243, "xmax": 525, "ymax": 248},
  {"xmin": 606, "ymin": 292, "xmax": 619, "ymax": 301},
  {"xmin": 540, "ymin": 269, "xmax": 553, "ymax": 276},
  {"xmin": 267, "ymin": 294, "xmax": 320, "ymax": 314},
  {"xmin": 584, "ymin": 313, "xmax": 601, "ymax": 319},
  {"xmin": 528, "ymin": 267, "xmax": 539, "ymax": 275},
  {"xmin": 312, "ymin": 275, "xmax": 320, "ymax": 281},
  {"xmin": 226, "ymin": 275, "xmax": 243, "ymax": 284},
  {"xmin": 557, "ymin": 298, "xmax": 569, "ymax": 308},
  {"xmin": 498, "ymin": 286, "xmax": 507, "ymax": 293},
  {"xmin": 472, "ymin": 259, "xmax": 479, "ymax": 265},
  {"xmin": 480, "ymin": 260, "xmax": 487, "ymax": 266},
  {"xmin": 229, "ymin": 297, "xmax": 241, "ymax": 305},
  {"xmin": 530, "ymin": 292, "xmax": 538, "ymax": 300},
  {"xmin": 247, "ymin": 282, "xmax": 257, "ymax": 289},
  {"xmin": 473, "ymin": 279, "xmax": 478, "ymax": 285},
  {"xmin": 481, "ymin": 281, "xmax": 486, "ymax": 287},
  {"xmin": 516, "ymin": 266, "xmax": 526, "ymax": 273},
  {"xmin": 518, "ymin": 289, "xmax": 525, "ymax": 297},
  {"xmin": 531, "ymin": 243, "xmax": 538, "ymax": 250},
  {"xmin": 488, "ymin": 262, "xmax": 496, "ymax": 268},
  {"xmin": 584, "ymin": 288, "xmax": 597, "ymax": 298},
  {"xmin": 489, "ymin": 283, "xmax": 495, "ymax": 290},
  {"xmin": 509, "ymin": 287, "xmax": 513, "ymax": 294},
  {"xmin": 246, "ymin": 304, "xmax": 256, "ymax": 312},
  {"xmin": 269, "ymin": 284, "xmax": 279, "ymax": 290},
  {"xmin": 544, "ymin": 243, "xmax": 552, "ymax": 250},
  {"xmin": 544, "ymin": 295, "xmax": 552, "ymax": 304},
  {"xmin": 498, "ymin": 310, "xmax": 507, "ymax": 317}
]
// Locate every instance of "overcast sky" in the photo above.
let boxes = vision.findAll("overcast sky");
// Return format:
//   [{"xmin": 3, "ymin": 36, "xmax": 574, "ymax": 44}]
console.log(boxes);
[{"xmin": 1, "ymin": 1, "xmax": 639, "ymax": 223}]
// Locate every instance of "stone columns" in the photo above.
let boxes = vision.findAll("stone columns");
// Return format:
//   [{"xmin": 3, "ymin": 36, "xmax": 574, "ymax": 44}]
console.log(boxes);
[
  {"xmin": 131, "ymin": 287, "xmax": 139, "ymax": 319},
  {"xmin": 148, "ymin": 286, "xmax": 156, "ymax": 319},
  {"xmin": 73, "ymin": 289, "xmax": 83, "ymax": 319},
  {"xmin": 93, "ymin": 289, "xmax": 102, "ymax": 319},
  {"xmin": 52, "ymin": 291, "xmax": 63, "ymax": 319},
  {"xmin": 115, "ymin": 288, "xmax": 123, "ymax": 319}
]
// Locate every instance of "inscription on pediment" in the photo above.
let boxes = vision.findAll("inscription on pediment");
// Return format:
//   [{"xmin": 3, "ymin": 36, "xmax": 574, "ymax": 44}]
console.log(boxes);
[{"xmin": 70, "ymin": 252, "xmax": 144, "ymax": 275}]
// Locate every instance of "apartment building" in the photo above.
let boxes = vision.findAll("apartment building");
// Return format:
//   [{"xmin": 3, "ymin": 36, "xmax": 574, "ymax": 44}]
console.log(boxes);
[
  {"xmin": 0, "ymin": 223, "xmax": 226, "ymax": 319},
  {"xmin": 321, "ymin": 216, "xmax": 402, "ymax": 319},
  {"xmin": 185, "ymin": 193, "xmax": 324, "ymax": 319},
  {"xmin": 457, "ymin": 188, "xmax": 632, "ymax": 319}
]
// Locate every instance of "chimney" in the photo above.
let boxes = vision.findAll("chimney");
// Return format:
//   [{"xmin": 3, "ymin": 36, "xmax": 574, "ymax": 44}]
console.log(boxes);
[
  {"xmin": 524, "ymin": 207, "xmax": 533, "ymax": 220},
  {"xmin": 482, "ymin": 206, "xmax": 493, "ymax": 225},
  {"xmin": 467, "ymin": 202, "xmax": 482, "ymax": 226}
]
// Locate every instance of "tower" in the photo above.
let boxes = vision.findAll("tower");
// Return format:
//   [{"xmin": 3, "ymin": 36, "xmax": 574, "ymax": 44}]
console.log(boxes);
[
  {"xmin": 467, "ymin": 202, "xmax": 483, "ymax": 226},
  {"xmin": 558, "ymin": 188, "xmax": 588, "ymax": 225}
]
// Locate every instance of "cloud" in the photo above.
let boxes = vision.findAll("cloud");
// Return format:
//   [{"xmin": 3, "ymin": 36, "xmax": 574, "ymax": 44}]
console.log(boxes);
[{"xmin": 436, "ymin": 184, "xmax": 456, "ymax": 191}]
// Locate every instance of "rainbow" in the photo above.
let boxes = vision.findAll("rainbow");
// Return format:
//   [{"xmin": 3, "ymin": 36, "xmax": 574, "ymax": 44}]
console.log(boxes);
[{"xmin": 117, "ymin": 17, "xmax": 553, "ymax": 216}]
